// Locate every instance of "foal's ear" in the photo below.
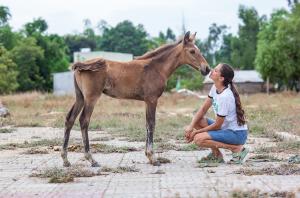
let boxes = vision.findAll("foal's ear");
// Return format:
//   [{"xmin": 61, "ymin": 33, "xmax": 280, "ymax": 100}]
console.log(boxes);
[
  {"xmin": 190, "ymin": 32, "xmax": 197, "ymax": 42},
  {"xmin": 183, "ymin": 31, "xmax": 191, "ymax": 45}
]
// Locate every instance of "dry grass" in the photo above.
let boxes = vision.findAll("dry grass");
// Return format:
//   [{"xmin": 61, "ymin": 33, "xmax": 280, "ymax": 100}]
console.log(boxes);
[
  {"xmin": 230, "ymin": 189, "xmax": 296, "ymax": 198},
  {"xmin": 255, "ymin": 141, "xmax": 300, "ymax": 154},
  {"xmin": 100, "ymin": 166, "xmax": 139, "ymax": 173},
  {"xmin": 248, "ymin": 154, "xmax": 282, "ymax": 162},
  {"xmin": 0, "ymin": 91, "xmax": 299, "ymax": 142},
  {"xmin": 30, "ymin": 164, "xmax": 105, "ymax": 183},
  {"xmin": 243, "ymin": 92, "xmax": 300, "ymax": 137},
  {"xmin": 0, "ymin": 128, "xmax": 15, "ymax": 133},
  {"xmin": 22, "ymin": 148, "xmax": 49, "ymax": 154},
  {"xmin": 90, "ymin": 136, "xmax": 114, "ymax": 141},
  {"xmin": 235, "ymin": 164, "xmax": 300, "ymax": 176},
  {"xmin": 155, "ymin": 142, "xmax": 202, "ymax": 152},
  {"xmin": 67, "ymin": 143, "xmax": 140, "ymax": 153},
  {"xmin": 0, "ymin": 138, "xmax": 65, "ymax": 151},
  {"xmin": 157, "ymin": 157, "xmax": 171, "ymax": 164}
]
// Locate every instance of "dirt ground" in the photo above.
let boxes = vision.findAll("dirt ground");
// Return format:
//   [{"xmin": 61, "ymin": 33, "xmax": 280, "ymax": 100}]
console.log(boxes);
[{"xmin": 0, "ymin": 127, "xmax": 299, "ymax": 198}]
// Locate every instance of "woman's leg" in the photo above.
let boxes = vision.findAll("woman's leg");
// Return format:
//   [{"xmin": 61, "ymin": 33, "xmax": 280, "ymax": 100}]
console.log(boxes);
[
  {"xmin": 193, "ymin": 133, "xmax": 243, "ymax": 153},
  {"xmin": 192, "ymin": 120, "xmax": 223, "ymax": 157}
]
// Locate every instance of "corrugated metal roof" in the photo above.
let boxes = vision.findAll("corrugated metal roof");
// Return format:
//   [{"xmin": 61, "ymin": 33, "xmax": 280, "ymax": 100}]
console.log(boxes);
[{"xmin": 203, "ymin": 70, "xmax": 264, "ymax": 83}]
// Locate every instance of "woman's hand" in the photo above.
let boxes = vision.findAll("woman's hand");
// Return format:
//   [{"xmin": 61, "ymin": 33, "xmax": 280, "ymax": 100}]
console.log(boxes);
[
  {"xmin": 184, "ymin": 125, "xmax": 194, "ymax": 141},
  {"xmin": 184, "ymin": 125, "xmax": 193, "ymax": 134},
  {"xmin": 186, "ymin": 131, "xmax": 197, "ymax": 143}
]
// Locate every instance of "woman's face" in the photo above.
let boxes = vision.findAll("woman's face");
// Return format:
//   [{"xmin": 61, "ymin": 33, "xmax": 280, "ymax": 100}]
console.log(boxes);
[{"xmin": 209, "ymin": 64, "xmax": 224, "ymax": 83}]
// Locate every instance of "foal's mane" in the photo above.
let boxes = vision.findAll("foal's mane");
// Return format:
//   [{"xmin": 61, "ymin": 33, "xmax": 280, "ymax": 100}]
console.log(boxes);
[{"xmin": 135, "ymin": 40, "xmax": 182, "ymax": 60}]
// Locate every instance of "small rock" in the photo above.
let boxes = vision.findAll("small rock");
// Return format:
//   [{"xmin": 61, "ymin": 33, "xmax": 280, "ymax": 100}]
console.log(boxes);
[
  {"xmin": 0, "ymin": 107, "xmax": 9, "ymax": 117},
  {"xmin": 54, "ymin": 147, "xmax": 60, "ymax": 151}
]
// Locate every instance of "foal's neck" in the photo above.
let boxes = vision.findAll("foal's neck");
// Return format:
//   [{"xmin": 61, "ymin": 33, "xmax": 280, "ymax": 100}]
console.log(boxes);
[{"xmin": 154, "ymin": 46, "xmax": 182, "ymax": 79}]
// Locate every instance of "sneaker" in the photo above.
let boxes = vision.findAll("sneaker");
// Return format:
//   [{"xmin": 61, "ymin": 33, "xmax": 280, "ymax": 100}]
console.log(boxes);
[
  {"xmin": 199, "ymin": 152, "xmax": 225, "ymax": 163},
  {"xmin": 229, "ymin": 147, "xmax": 250, "ymax": 164}
]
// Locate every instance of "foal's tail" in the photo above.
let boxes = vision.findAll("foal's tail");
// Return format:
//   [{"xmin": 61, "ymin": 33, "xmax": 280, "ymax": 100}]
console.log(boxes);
[
  {"xmin": 74, "ymin": 76, "xmax": 84, "ymax": 102},
  {"xmin": 65, "ymin": 75, "xmax": 84, "ymax": 122}
]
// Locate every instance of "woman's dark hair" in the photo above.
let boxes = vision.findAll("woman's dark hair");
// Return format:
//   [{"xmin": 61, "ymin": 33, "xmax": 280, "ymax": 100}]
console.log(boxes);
[{"xmin": 220, "ymin": 63, "xmax": 246, "ymax": 126}]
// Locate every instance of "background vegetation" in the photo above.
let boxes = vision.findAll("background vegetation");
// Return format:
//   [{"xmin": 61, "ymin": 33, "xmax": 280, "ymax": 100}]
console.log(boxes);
[{"xmin": 0, "ymin": 1, "xmax": 299, "ymax": 93}]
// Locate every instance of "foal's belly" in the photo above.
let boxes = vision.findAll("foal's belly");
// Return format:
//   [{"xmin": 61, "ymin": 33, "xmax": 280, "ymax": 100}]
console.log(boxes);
[{"xmin": 102, "ymin": 77, "xmax": 144, "ymax": 100}]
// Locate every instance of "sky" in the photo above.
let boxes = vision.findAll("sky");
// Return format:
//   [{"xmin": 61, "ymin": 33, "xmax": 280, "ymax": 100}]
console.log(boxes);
[{"xmin": 1, "ymin": 0, "xmax": 289, "ymax": 40}]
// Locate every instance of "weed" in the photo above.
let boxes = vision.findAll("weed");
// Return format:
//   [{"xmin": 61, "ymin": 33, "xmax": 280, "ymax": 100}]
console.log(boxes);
[
  {"xmin": 0, "ymin": 128, "xmax": 15, "ymax": 133},
  {"xmin": 235, "ymin": 164, "xmax": 300, "ymax": 176},
  {"xmin": 100, "ymin": 166, "xmax": 139, "ymax": 173},
  {"xmin": 23, "ymin": 148, "xmax": 49, "ymax": 154}
]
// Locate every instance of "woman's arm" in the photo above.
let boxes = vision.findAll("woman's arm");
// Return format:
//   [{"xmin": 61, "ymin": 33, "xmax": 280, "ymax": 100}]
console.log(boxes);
[{"xmin": 188, "ymin": 97, "xmax": 212, "ymax": 129}]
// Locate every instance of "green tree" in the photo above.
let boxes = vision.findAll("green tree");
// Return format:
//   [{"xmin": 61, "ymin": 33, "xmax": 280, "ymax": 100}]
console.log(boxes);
[
  {"xmin": 0, "ymin": 45, "xmax": 18, "ymax": 93},
  {"xmin": 166, "ymin": 65, "xmax": 204, "ymax": 91},
  {"xmin": 11, "ymin": 37, "xmax": 45, "ymax": 91},
  {"xmin": 199, "ymin": 23, "xmax": 228, "ymax": 66},
  {"xmin": 64, "ymin": 34, "xmax": 97, "ymax": 62},
  {"xmin": 99, "ymin": 20, "xmax": 149, "ymax": 56},
  {"xmin": 288, "ymin": 0, "xmax": 299, "ymax": 7},
  {"xmin": 230, "ymin": 6, "xmax": 264, "ymax": 69},
  {"xmin": 64, "ymin": 20, "xmax": 102, "ymax": 62},
  {"xmin": 148, "ymin": 28, "xmax": 176, "ymax": 50},
  {"xmin": 0, "ymin": 25, "xmax": 21, "ymax": 50},
  {"xmin": 255, "ymin": 8, "xmax": 300, "ymax": 90},
  {"xmin": 215, "ymin": 33, "xmax": 234, "ymax": 64},
  {"xmin": 22, "ymin": 18, "xmax": 69, "ymax": 91},
  {"xmin": 0, "ymin": 6, "xmax": 11, "ymax": 26},
  {"xmin": 24, "ymin": 17, "xmax": 48, "ymax": 36}
]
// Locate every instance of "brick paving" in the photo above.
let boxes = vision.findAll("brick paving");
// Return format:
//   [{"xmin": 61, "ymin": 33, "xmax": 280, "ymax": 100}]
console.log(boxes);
[{"xmin": 0, "ymin": 127, "xmax": 299, "ymax": 198}]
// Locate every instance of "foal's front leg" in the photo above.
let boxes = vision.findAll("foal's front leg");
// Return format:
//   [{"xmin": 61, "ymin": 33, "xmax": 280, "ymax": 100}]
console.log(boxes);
[{"xmin": 145, "ymin": 99, "xmax": 160, "ymax": 166}]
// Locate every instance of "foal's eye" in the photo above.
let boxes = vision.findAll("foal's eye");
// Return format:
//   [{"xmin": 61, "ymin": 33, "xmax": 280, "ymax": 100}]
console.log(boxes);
[{"xmin": 190, "ymin": 49, "xmax": 195, "ymax": 54}]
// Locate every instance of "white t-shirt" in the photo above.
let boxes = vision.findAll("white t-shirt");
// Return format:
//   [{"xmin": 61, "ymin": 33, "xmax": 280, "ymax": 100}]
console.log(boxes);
[{"xmin": 208, "ymin": 85, "xmax": 248, "ymax": 131}]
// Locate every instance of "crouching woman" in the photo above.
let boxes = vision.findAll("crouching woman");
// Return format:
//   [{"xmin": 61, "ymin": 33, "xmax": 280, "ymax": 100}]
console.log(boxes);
[{"xmin": 185, "ymin": 63, "xmax": 249, "ymax": 164}]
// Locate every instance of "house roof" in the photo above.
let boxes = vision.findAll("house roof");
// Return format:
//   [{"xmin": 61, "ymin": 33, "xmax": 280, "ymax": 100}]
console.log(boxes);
[{"xmin": 203, "ymin": 70, "xmax": 264, "ymax": 84}]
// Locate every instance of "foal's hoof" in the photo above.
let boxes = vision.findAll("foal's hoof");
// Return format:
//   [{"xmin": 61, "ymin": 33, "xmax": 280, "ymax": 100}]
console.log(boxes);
[
  {"xmin": 91, "ymin": 161, "xmax": 100, "ymax": 167},
  {"xmin": 152, "ymin": 160, "xmax": 161, "ymax": 166},
  {"xmin": 63, "ymin": 161, "xmax": 71, "ymax": 167}
]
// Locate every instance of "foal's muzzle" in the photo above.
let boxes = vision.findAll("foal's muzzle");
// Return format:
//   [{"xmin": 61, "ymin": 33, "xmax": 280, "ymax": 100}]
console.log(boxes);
[{"xmin": 200, "ymin": 66, "xmax": 211, "ymax": 76}]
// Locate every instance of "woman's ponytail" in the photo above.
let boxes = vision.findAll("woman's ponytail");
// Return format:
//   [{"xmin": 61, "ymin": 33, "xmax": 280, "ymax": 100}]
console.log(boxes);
[{"xmin": 230, "ymin": 81, "xmax": 246, "ymax": 126}]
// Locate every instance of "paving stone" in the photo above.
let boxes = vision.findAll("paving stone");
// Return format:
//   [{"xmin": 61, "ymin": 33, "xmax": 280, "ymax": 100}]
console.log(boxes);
[{"xmin": 0, "ymin": 127, "xmax": 300, "ymax": 197}]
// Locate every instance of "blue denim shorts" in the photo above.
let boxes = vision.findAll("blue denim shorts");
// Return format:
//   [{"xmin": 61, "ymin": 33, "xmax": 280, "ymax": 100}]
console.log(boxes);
[{"xmin": 206, "ymin": 118, "xmax": 248, "ymax": 145}]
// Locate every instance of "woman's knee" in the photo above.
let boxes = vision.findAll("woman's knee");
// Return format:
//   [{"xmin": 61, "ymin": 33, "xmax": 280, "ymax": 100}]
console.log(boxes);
[{"xmin": 193, "ymin": 132, "xmax": 210, "ymax": 145}]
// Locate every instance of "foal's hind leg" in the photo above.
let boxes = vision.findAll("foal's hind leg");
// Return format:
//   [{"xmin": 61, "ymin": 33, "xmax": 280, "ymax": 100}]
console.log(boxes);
[
  {"xmin": 61, "ymin": 100, "xmax": 84, "ymax": 167},
  {"xmin": 79, "ymin": 97, "xmax": 100, "ymax": 167}
]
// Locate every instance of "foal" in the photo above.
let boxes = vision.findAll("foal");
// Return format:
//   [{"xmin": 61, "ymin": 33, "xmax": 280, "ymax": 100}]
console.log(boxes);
[{"xmin": 61, "ymin": 31, "xmax": 210, "ymax": 167}]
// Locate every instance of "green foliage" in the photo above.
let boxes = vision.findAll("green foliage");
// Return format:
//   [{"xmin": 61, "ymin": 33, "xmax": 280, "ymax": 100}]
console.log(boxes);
[
  {"xmin": 195, "ymin": 23, "xmax": 228, "ymax": 66},
  {"xmin": 24, "ymin": 17, "xmax": 48, "ymax": 36},
  {"xmin": 20, "ymin": 18, "xmax": 70, "ymax": 91},
  {"xmin": 0, "ymin": 45, "xmax": 18, "ymax": 93},
  {"xmin": 230, "ymin": 6, "xmax": 263, "ymax": 69},
  {"xmin": 0, "ymin": 25, "xmax": 21, "ymax": 50},
  {"xmin": 148, "ymin": 28, "xmax": 176, "ymax": 50},
  {"xmin": 0, "ymin": 6, "xmax": 11, "ymax": 26},
  {"xmin": 64, "ymin": 34, "xmax": 97, "ymax": 62},
  {"xmin": 210, "ymin": 6, "xmax": 263, "ymax": 69},
  {"xmin": 34, "ymin": 34, "xmax": 69, "ymax": 90},
  {"xmin": 99, "ymin": 20, "xmax": 149, "ymax": 56},
  {"xmin": 166, "ymin": 65, "xmax": 204, "ymax": 91},
  {"xmin": 255, "ymin": 7, "xmax": 300, "ymax": 90},
  {"xmin": 11, "ymin": 37, "xmax": 45, "ymax": 91}
]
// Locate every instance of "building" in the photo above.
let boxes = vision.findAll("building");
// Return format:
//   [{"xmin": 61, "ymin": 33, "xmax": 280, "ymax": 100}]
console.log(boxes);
[
  {"xmin": 202, "ymin": 70, "xmax": 264, "ymax": 94},
  {"xmin": 53, "ymin": 50, "xmax": 133, "ymax": 95}
]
